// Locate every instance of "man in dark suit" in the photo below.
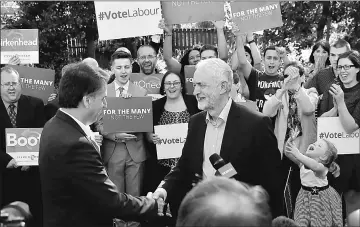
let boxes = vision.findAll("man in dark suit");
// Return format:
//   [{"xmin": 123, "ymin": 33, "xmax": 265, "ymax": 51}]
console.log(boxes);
[
  {"xmin": 0, "ymin": 66, "xmax": 45, "ymax": 227},
  {"xmin": 150, "ymin": 58, "xmax": 284, "ymax": 219},
  {"xmin": 39, "ymin": 63, "xmax": 159, "ymax": 227}
]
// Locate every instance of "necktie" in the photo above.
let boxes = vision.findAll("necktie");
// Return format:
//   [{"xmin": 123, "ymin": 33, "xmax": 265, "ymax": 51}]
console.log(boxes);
[
  {"xmin": 118, "ymin": 87, "xmax": 124, "ymax": 96},
  {"xmin": 8, "ymin": 104, "xmax": 17, "ymax": 127}
]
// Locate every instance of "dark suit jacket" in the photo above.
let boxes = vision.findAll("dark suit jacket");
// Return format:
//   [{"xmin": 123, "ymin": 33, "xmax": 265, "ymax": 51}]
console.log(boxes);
[
  {"xmin": 0, "ymin": 95, "xmax": 45, "ymax": 206},
  {"xmin": 39, "ymin": 110, "xmax": 157, "ymax": 227},
  {"xmin": 44, "ymin": 97, "xmax": 60, "ymax": 122},
  {"xmin": 160, "ymin": 101, "xmax": 284, "ymax": 218}
]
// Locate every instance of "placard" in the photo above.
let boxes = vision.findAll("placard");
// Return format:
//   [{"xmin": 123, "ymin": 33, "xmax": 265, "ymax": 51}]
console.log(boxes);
[
  {"xmin": 130, "ymin": 73, "xmax": 163, "ymax": 94},
  {"xmin": 184, "ymin": 65, "xmax": 196, "ymax": 95},
  {"xmin": 94, "ymin": 1, "xmax": 163, "ymax": 40},
  {"xmin": 161, "ymin": 1, "xmax": 224, "ymax": 24},
  {"xmin": 10, "ymin": 65, "xmax": 55, "ymax": 104},
  {"xmin": 230, "ymin": 2, "xmax": 283, "ymax": 33},
  {"xmin": 103, "ymin": 97, "xmax": 153, "ymax": 133},
  {"xmin": 154, "ymin": 123, "xmax": 188, "ymax": 159},
  {"xmin": 1, "ymin": 29, "xmax": 39, "ymax": 64},
  {"xmin": 6, "ymin": 128, "xmax": 42, "ymax": 166},
  {"xmin": 317, "ymin": 117, "xmax": 359, "ymax": 155}
]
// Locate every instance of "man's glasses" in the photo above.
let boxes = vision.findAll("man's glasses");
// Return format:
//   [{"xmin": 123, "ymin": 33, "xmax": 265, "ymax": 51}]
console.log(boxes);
[
  {"xmin": 138, "ymin": 55, "xmax": 156, "ymax": 61},
  {"xmin": 337, "ymin": 65, "xmax": 355, "ymax": 71},
  {"xmin": 1, "ymin": 82, "xmax": 19, "ymax": 88},
  {"xmin": 164, "ymin": 81, "xmax": 181, "ymax": 87}
]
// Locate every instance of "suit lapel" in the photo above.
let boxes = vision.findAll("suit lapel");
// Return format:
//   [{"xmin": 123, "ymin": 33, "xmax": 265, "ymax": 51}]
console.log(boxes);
[
  {"xmin": 107, "ymin": 82, "xmax": 116, "ymax": 97},
  {"xmin": 195, "ymin": 112, "xmax": 207, "ymax": 175},
  {"xmin": 220, "ymin": 102, "xmax": 239, "ymax": 162},
  {"xmin": 16, "ymin": 95, "xmax": 26, "ymax": 127}
]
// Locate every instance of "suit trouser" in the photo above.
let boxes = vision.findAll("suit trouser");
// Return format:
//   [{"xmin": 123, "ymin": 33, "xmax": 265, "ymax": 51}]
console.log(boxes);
[{"xmin": 105, "ymin": 142, "xmax": 144, "ymax": 197}]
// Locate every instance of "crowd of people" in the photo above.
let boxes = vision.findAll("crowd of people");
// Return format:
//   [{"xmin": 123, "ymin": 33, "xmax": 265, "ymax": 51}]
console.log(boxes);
[{"xmin": 1, "ymin": 18, "xmax": 360, "ymax": 227}]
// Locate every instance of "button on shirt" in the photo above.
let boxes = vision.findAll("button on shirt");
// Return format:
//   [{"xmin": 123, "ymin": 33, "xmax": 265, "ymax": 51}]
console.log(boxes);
[
  {"xmin": 203, "ymin": 98, "xmax": 233, "ymax": 178},
  {"xmin": 115, "ymin": 80, "xmax": 129, "ymax": 97},
  {"xmin": 60, "ymin": 109, "xmax": 100, "ymax": 152}
]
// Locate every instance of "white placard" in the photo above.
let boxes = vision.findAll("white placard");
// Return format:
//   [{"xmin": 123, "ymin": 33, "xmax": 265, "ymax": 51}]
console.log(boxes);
[
  {"xmin": 154, "ymin": 123, "xmax": 188, "ymax": 159},
  {"xmin": 94, "ymin": 1, "xmax": 163, "ymax": 40},
  {"xmin": 317, "ymin": 117, "xmax": 359, "ymax": 155}
]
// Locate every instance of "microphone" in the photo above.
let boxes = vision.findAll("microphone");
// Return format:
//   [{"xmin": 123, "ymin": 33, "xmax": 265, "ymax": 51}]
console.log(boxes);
[
  {"xmin": 272, "ymin": 216, "xmax": 299, "ymax": 227},
  {"xmin": 209, "ymin": 153, "xmax": 237, "ymax": 178}
]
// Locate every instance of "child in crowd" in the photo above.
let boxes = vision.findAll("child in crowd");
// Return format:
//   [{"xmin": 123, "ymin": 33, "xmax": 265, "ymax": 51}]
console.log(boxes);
[{"xmin": 285, "ymin": 139, "xmax": 342, "ymax": 227}]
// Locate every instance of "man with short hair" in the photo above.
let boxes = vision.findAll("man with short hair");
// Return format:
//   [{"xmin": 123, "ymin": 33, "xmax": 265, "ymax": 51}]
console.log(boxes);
[
  {"xmin": 137, "ymin": 45, "xmax": 158, "ymax": 76},
  {"xmin": 234, "ymin": 30, "xmax": 287, "ymax": 113},
  {"xmin": 0, "ymin": 66, "xmax": 45, "ymax": 227},
  {"xmin": 176, "ymin": 177, "xmax": 272, "ymax": 227},
  {"xmin": 149, "ymin": 58, "xmax": 283, "ymax": 219},
  {"xmin": 305, "ymin": 38, "xmax": 351, "ymax": 116},
  {"xmin": 97, "ymin": 51, "xmax": 148, "ymax": 199},
  {"xmin": 39, "ymin": 63, "xmax": 159, "ymax": 227},
  {"xmin": 200, "ymin": 44, "xmax": 219, "ymax": 60}
]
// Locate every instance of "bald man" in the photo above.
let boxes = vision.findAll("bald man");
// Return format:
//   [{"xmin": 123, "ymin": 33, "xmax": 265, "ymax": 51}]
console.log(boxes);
[{"xmin": 82, "ymin": 57, "xmax": 99, "ymax": 68}]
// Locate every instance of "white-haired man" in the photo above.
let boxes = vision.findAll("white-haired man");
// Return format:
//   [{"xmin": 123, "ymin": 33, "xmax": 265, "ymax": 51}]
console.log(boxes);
[{"xmin": 149, "ymin": 58, "xmax": 284, "ymax": 219}]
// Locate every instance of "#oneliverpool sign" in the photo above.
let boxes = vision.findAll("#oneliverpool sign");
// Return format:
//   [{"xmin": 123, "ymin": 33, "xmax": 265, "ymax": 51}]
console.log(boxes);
[
  {"xmin": 1, "ymin": 29, "xmax": 39, "ymax": 64},
  {"xmin": 6, "ymin": 128, "xmax": 43, "ymax": 166}
]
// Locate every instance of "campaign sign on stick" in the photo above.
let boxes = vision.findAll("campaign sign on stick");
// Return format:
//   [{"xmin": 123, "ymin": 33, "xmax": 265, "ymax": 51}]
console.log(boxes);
[
  {"xmin": 317, "ymin": 117, "xmax": 359, "ymax": 155},
  {"xmin": 161, "ymin": 1, "xmax": 224, "ymax": 24},
  {"xmin": 10, "ymin": 65, "xmax": 55, "ymax": 104},
  {"xmin": 103, "ymin": 97, "xmax": 153, "ymax": 133},
  {"xmin": 184, "ymin": 65, "xmax": 196, "ymax": 95},
  {"xmin": 130, "ymin": 73, "xmax": 164, "ymax": 94},
  {"xmin": 6, "ymin": 128, "xmax": 42, "ymax": 166},
  {"xmin": 1, "ymin": 29, "xmax": 39, "ymax": 64},
  {"xmin": 230, "ymin": 2, "xmax": 283, "ymax": 33},
  {"xmin": 94, "ymin": 1, "xmax": 163, "ymax": 40},
  {"xmin": 155, "ymin": 123, "xmax": 188, "ymax": 159}
]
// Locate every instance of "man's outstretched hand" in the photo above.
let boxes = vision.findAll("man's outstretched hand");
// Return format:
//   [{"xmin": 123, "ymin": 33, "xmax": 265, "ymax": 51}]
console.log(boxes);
[{"xmin": 146, "ymin": 191, "xmax": 172, "ymax": 217}]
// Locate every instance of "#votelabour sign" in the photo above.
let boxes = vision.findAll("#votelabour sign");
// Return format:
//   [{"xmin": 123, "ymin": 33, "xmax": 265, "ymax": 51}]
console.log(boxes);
[
  {"xmin": 161, "ymin": 1, "xmax": 225, "ymax": 24},
  {"xmin": 230, "ymin": 2, "xmax": 283, "ymax": 33},
  {"xmin": 1, "ymin": 29, "xmax": 39, "ymax": 64},
  {"xmin": 10, "ymin": 65, "xmax": 55, "ymax": 104},
  {"xmin": 317, "ymin": 117, "xmax": 359, "ymax": 155},
  {"xmin": 94, "ymin": 1, "xmax": 163, "ymax": 40},
  {"xmin": 6, "ymin": 128, "xmax": 42, "ymax": 166},
  {"xmin": 102, "ymin": 97, "xmax": 153, "ymax": 133},
  {"xmin": 155, "ymin": 123, "xmax": 188, "ymax": 159}
]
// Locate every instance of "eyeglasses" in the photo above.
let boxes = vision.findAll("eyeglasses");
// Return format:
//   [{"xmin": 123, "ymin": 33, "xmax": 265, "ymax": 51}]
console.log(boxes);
[
  {"xmin": 1, "ymin": 82, "xmax": 19, "ymax": 88},
  {"xmin": 164, "ymin": 81, "xmax": 181, "ymax": 87},
  {"xmin": 337, "ymin": 65, "xmax": 355, "ymax": 71},
  {"xmin": 138, "ymin": 55, "xmax": 156, "ymax": 61}
]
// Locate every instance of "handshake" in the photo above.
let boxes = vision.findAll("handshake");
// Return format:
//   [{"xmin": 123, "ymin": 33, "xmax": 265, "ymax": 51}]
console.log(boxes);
[{"xmin": 146, "ymin": 189, "xmax": 172, "ymax": 217}]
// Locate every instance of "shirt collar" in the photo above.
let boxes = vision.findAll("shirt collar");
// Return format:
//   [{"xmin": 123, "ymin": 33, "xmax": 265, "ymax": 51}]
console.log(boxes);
[
  {"xmin": 206, "ymin": 98, "xmax": 232, "ymax": 125},
  {"xmin": 2, "ymin": 99, "xmax": 18, "ymax": 110},
  {"xmin": 114, "ymin": 80, "xmax": 129, "ymax": 92},
  {"xmin": 60, "ymin": 108, "xmax": 94, "ymax": 138}
]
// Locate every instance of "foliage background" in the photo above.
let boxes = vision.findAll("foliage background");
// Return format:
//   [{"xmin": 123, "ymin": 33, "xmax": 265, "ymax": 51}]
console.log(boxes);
[{"xmin": 1, "ymin": 1, "xmax": 359, "ymax": 84}]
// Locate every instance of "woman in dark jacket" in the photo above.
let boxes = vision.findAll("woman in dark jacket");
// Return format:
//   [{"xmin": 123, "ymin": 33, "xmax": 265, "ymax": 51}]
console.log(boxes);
[{"xmin": 143, "ymin": 71, "xmax": 200, "ymax": 226}]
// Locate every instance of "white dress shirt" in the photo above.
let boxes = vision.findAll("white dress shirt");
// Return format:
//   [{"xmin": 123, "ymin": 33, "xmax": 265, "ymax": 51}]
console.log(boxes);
[{"xmin": 114, "ymin": 80, "xmax": 129, "ymax": 97}]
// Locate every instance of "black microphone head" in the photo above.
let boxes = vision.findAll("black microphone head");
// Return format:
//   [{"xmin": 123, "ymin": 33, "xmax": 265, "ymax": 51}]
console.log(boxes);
[
  {"xmin": 209, "ymin": 153, "xmax": 226, "ymax": 170},
  {"xmin": 272, "ymin": 216, "xmax": 299, "ymax": 227}
]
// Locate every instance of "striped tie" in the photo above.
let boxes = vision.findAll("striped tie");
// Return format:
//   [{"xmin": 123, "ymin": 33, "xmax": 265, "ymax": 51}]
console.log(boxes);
[
  {"xmin": 118, "ymin": 87, "xmax": 124, "ymax": 96},
  {"xmin": 8, "ymin": 104, "xmax": 17, "ymax": 127}
]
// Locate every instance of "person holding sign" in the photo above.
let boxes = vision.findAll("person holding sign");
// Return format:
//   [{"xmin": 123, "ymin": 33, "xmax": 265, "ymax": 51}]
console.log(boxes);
[
  {"xmin": 321, "ymin": 50, "xmax": 360, "ymax": 218},
  {"xmin": 97, "ymin": 51, "xmax": 148, "ymax": 200},
  {"xmin": 144, "ymin": 71, "xmax": 200, "ymax": 224},
  {"xmin": 158, "ymin": 19, "xmax": 228, "ymax": 77},
  {"xmin": 137, "ymin": 45, "xmax": 158, "ymax": 76},
  {"xmin": 39, "ymin": 63, "xmax": 160, "ymax": 227},
  {"xmin": 0, "ymin": 66, "xmax": 45, "ymax": 227},
  {"xmin": 149, "ymin": 58, "xmax": 283, "ymax": 219}
]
